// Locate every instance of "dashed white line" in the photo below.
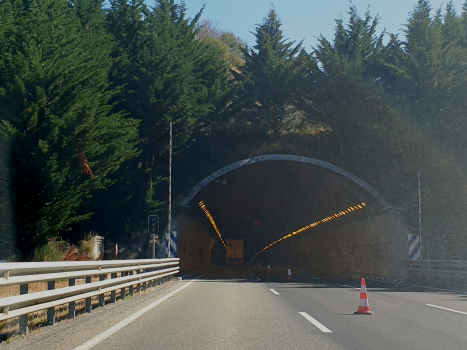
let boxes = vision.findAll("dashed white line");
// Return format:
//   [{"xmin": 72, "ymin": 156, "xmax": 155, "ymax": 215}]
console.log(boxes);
[
  {"xmin": 269, "ymin": 288, "xmax": 280, "ymax": 295},
  {"xmin": 298, "ymin": 312, "xmax": 333, "ymax": 333},
  {"xmin": 426, "ymin": 304, "xmax": 467, "ymax": 315}
]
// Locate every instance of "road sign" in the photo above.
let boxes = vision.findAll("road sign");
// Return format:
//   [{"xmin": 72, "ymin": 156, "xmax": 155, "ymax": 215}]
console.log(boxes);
[{"xmin": 148, "ymin": 215, "xmax": 159, "ymax": 235}]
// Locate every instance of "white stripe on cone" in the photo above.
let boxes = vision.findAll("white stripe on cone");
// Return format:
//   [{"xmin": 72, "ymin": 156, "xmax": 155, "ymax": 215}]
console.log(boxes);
[
  {"xmin": 360, "ymin": 299, "xmax": 370, "ymax": 307},
  {"xmin": 288, "ymin": 269, "xmax": 292, "ymax": 275}
]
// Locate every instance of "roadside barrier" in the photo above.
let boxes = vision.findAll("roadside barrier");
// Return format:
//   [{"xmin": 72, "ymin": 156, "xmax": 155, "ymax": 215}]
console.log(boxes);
[
  {"xmin": 354, "ymin": 278, "xmax": 373, "ymax": 315},
  {"xmin": 180, "ymin": 272, "xmax": 194, "ymax": 280},
  {"xmin": 0, "ymin": 258, "xmax": 180, "ymax": 334}
]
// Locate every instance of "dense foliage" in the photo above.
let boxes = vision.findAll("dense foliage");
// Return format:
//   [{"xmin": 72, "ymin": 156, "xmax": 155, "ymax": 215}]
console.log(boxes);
[{"xmin": 1, "ymin": 0, "xmax": 467, "ymax": 259}]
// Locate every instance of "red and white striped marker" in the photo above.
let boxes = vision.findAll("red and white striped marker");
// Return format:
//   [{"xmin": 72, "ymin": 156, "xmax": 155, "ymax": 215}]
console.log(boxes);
[{"xmin": 354, "ymin": 278, "xmax": 373, "ymax": 315}]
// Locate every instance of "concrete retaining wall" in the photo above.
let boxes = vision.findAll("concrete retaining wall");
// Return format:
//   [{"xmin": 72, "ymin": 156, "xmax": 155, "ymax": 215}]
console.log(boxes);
[
  {"xmin": 284, "ymin": 213, "xmax": 408, "ymax": 279},
  {"xmin": 158, "ymin": 212, "xmax": 215, "ymax": 271}
]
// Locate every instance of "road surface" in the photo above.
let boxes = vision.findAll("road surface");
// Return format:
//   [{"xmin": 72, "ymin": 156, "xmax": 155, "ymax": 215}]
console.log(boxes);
[{"xmin": 5, "ymin": 267, "xmax": 467, "ymax": 349}]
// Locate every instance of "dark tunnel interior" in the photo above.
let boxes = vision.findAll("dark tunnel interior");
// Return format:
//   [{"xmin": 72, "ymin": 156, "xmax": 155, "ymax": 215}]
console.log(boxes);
[{"xmin": 161, "ymin": 157, "xmax": 409, "ymax": 279}]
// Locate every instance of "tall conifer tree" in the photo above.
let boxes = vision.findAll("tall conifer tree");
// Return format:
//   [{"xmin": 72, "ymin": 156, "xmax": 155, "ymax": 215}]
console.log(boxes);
[
  {"xmin": 0, "ymin": 0, "xmax": 140, "ymax": 255},
  {"xmin": 240, "ymin": 8, "xmax": 309, "ymax": 136}
]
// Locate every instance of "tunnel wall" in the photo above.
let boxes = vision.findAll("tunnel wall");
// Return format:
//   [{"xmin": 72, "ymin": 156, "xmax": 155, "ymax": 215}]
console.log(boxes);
[
  {"xmin": 0, "ymin": 138, "xmax": 14, "ymax": 261},
  {"xmin": 287, "ymin": 213, "xmax": 408, "ymax": 279},
  {"xmin": 158, "ymin": 212, "xmax": 215, "ymax": 271}
]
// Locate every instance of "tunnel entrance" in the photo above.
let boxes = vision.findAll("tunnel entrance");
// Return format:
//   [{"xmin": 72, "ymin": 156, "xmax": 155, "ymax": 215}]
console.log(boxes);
[{"xmin": 161, "ymin": 155, "xmax": 410, "ymax": 279}]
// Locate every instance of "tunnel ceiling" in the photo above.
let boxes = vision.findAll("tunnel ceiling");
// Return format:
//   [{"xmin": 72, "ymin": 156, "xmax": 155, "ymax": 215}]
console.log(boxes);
[{"xmin": 185, "ymin": 158, "xmax": 387, "ymax": 260}]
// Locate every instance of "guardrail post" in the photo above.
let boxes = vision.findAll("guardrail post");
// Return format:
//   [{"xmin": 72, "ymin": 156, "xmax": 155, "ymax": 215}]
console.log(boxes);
[
  {"xmin": 111, "ymin": 273, "xmax": 117, "ymax": 303},
  {"xmin": 47, "ymin": 281, "xmax": 56, "ymax": 325},
  {"xmin": 85, "ymin": 276, "xmax": 92, "ymax": 313},
  {"xmin": 136, "ymin": 269, "xmax": 141, "ymax": 293},
  {"xmin": 142, "ymin": 269, "xmax": 147, "ymax": 291},
  {"xmin": 129, "ymin": 271, "xmax": 134, "ymax": 297},
  {"xmin": 19, "ymin": 284, "xmax": 28, "ymax": 334},
  {"xmin": 99, "ymin": 274, "xmax": 105, "ymax": 307},
  {"xmin": 69, "ymin": 278, "xmax": 76, "ymax": 319},
  {"xmin": 120, "ymin": 272, "xmax": 126, "ymax": 300}
]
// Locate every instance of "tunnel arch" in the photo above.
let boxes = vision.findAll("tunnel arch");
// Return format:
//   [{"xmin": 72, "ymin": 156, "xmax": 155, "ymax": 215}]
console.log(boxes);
[
  {"xmin": 181, "ymin": 154, "xmax": 408, "ymax": 234},
  {"xmin": 183, "ymin": 154, "xmax": 389, "ymax": 208},
  {"xmin": 163, "ymin": 154, "xmax": 411, "ymax": 278}
]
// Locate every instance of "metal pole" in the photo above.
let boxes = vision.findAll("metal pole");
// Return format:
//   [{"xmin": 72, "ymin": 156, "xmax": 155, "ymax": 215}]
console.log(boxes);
[
  {"xmin": 168, "ymin": 122, "xmax": 172, "ymax": 258},
  {"xmin": 151, "ymin": 234, "xmax": 156, "ymax": 259},
  {"xmin": 418, "ymin": 172, "xmax": 423, "ymax": 259}
]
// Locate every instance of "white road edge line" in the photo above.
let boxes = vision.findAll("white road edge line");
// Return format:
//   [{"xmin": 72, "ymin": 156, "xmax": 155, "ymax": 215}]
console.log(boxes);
[
  {"xmin": 73, "ymin": 271, "xmax": 210, "ymax": 350},
  {"xmin": 269, "ymin": 288, "xmax": 280, "ymax": 295},
  {"xmin": 298, "ymin": 312, "xmax": 332, "ymax": 333},
  {"xmin": 426, "ymin": 304, "xmax": 467, "ymax": 315}
]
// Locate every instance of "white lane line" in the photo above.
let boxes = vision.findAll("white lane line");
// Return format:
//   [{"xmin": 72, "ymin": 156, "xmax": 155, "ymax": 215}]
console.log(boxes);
[
  {"xmin": 298, "ymin": 312, "xmax": 332, "ymax": 333},
  {"xmin": 269, "ymin": 288, "xmax": 280, "ymax": 295},
  {"xmin": 426, "ymin": 304, "xmax": 467, "ymax": 315},
  {"xmin": 74, "ymin": 271, "xmax": 210, "ymax": 350}
]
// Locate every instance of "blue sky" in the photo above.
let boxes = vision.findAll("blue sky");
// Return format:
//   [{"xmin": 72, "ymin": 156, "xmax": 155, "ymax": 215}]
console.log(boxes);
[{"xmin": 149, "ymin": 0, "xmax": 465, "ymax": 50}]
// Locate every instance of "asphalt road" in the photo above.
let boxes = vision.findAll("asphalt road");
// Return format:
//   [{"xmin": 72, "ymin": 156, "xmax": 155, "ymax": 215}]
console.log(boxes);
[
  {"xmin": 5, "ymin": 267, "xmax": 467, "ymax": 350},
  {"xmin": 90, "ymin": 267, "xmax": 467, "ymax": 350}
]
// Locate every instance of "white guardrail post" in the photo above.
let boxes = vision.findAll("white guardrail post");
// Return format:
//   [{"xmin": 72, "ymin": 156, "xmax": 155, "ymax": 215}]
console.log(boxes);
[{"xmin": 0, "ymin": 258, "xmax": 180, "ymax": 334}]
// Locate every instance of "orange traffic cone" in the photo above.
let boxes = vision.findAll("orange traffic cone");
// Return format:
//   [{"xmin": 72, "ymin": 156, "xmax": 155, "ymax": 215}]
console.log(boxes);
[
  {"xmin": 354, "ymin": 278, "xmax": 373, "ymax": 315},
  {"xmin": 287, "ymin": 263, "xmax": 293, "ymax": 281}
]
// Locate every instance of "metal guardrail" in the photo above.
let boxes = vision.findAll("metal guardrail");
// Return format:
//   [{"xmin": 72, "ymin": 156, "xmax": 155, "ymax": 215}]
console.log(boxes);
[
  {"xmin": 408, "ymin": 260, "xmax": 467, "ymax": 271},
  {"xmin": 407, "ymin": 260, "xmax": 467, "ymax": 292},
  {"xmin": 0, "ymin": 258, "xmax": 180, "ymax": 334}
]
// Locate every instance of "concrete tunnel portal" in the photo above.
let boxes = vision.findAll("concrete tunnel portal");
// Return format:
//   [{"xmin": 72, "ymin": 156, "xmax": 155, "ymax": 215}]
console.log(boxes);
[{"xmin": 161, "ymin": 155, "xmax": 411, "ymax": 279}]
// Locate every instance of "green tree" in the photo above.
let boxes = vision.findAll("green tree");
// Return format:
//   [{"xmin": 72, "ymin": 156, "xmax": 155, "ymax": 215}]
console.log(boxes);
[
  {"xmin": 383, "ymin": 0, "xmax": 467, "ymax": 151},
  {"xmin": 99, "ymin": 0, "xmax": 232, "ymax": 237},
  {"xmin": 0, "ymin": 0, "xmax": 140, "ymax": 256},
  {"xmin": 240, "ymin": 8, "xmax": 310, "ymax": 136},
  {"xmin": 309, "ymin": 6, "xmax": 392, "ymax": 166}
]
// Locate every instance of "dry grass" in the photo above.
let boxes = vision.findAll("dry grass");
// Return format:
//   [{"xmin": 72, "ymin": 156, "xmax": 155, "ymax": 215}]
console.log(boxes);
[{"xmin": 0, "ymin": 273, "xmax": 165, "ymax": 338}]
